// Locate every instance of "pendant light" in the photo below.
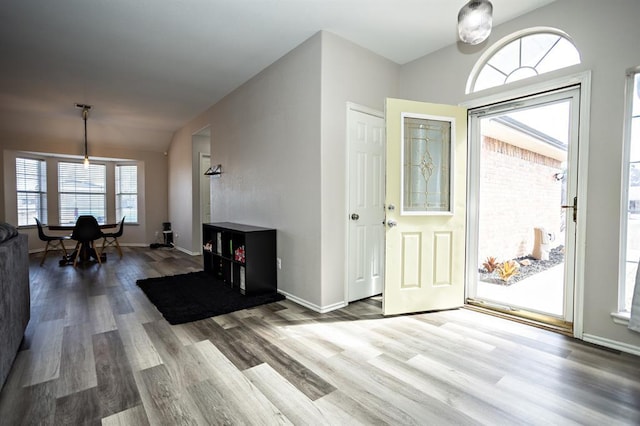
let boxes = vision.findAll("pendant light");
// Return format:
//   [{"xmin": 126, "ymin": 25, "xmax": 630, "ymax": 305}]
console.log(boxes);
[
  {"xmin": 76, "ymin": 103, "xmax": 92, "ymax": 168},
  {"xmin": 457, "ymin": 0, "xmax": 493, "ymax": 45}
]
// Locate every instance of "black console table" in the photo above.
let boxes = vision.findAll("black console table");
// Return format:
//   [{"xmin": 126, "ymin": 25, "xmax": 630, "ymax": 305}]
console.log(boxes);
[{"xmin": 202, "ymin": 222, "xmax": 277, "ymax": 295}]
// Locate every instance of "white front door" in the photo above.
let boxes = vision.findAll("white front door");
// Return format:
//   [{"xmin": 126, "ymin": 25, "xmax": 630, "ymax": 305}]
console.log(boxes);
[
  {"xmin": 347, "ymin": 105, "xmax": 385, "ymax": 302},
  {"xmin": 383, "ymin": 99, "xmax": 467, "ymax": 315}
]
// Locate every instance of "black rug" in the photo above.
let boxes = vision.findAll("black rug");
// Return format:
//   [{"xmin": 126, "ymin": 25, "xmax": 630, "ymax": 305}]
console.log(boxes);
[{"xmin": 136, "ymin": 271, "xmax": 285, "ymax": 325}]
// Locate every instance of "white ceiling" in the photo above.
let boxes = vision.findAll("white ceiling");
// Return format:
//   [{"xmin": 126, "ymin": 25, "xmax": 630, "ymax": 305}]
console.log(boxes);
[{"xmin": 0, "ymin": 0, "xmax": 555, "ymax": 153}]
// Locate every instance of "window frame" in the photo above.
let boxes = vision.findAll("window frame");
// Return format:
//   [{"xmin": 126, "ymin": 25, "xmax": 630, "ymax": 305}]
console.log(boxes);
[
  {"xmin": 619, "ymin": 66, "xmax": 640, "ymax": 315},
  {"xmin": 466, "ymin": 27, "xmax": 581, "ymax": 94},
  {"xmin": 400, "ymin": 112, "xmax": 455, "ymax": 216},
  {"xmin": 15, "ymin": 156, "xmax": 47, "ymax": 226},
  {"xmin": 115, "ymin": 163, "xmax": 139, "ymax": 224},
  {"xmin": 58, "ymin": 161, "xmax": 107, "ymax": 225}
]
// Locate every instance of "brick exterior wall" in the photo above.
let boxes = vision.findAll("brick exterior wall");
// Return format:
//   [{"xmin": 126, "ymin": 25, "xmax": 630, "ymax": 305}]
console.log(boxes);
[{"xmin": 478, "ymin": 137, "xmax": 563, "ymax": 266}]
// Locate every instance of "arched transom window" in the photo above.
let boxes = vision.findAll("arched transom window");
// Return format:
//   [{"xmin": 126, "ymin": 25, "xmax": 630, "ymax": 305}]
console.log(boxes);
[{"xmin": 468, "ymin": 28, "xmax": 581, "ymax": 93}]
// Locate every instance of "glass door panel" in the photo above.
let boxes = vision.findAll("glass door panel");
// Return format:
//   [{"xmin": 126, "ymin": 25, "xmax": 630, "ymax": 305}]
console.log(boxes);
[{"xmin": 467, "ymin": 87, "xmax": 580, "ymax": 327}]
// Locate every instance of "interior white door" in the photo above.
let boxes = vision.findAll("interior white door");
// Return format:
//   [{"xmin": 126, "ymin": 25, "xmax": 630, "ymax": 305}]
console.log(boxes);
[
  {"xmin": 347, "ymin": 106, "xmax": 385, "ymax": 302},
  {"xmin": 383, "ymin": 98, "xmax": 467, "ymax": 316}
]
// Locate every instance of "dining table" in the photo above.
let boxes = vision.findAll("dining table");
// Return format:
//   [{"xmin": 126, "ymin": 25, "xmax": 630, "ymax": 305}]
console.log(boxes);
[
  {"xmin": 48, "ymin": 223, "xmax": 118, "ymax": 231},
  {"xmin": 48, "ymin": 222, "xmax": 118, "ymax": 266}
]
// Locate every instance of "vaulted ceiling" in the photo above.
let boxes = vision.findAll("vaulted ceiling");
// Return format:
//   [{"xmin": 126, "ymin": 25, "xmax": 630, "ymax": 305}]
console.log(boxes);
[{"xmin": 0, "ymin": 0, "xmax": 554, "ymax": 153}]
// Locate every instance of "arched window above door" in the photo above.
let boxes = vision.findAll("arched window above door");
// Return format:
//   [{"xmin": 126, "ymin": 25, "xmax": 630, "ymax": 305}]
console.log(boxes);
[{"xmin": 467, "ymin": 28, "xmax": 581, "ymax": 94}]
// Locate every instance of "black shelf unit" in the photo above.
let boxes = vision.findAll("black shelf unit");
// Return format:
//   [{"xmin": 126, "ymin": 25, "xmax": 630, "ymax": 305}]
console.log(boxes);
[{"xmin": 202, "ymin": 222, "xmax": 277, "ymax": 295}]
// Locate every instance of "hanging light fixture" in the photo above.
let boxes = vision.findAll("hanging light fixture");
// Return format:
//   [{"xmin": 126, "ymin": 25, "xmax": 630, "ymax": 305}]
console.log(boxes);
[
  {"xmin": 76, "ymin": 103, "xmax": 92, "ymax": 168},
  {"xmin": 457, "ymin": 0, "xmax": 493, "ymax": 45}
]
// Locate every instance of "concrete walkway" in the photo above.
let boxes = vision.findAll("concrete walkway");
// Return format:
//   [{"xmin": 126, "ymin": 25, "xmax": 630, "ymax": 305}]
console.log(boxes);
[{"xmin": 476, "ymin": 263, "xmax": 565, "ymax": 316}]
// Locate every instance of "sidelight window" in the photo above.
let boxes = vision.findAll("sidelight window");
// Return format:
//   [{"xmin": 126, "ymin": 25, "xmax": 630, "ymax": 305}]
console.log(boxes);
[{"xmin": 620, "ymin": 67, "xmax": 640, "ymax": 313}]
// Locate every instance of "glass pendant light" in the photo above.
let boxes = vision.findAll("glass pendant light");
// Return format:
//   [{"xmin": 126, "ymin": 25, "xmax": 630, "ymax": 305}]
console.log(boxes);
[{"xmin": 458, "ymin": 0, "xmax": 493, "ymax": 45}]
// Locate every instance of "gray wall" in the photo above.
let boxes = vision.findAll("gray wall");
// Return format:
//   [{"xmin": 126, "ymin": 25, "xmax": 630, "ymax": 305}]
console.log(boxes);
[
  {"xmin": 168, "ymin": 31, "xmax": 398, "ymax": 309},
  {"xmin": 319, "ymin": 32, "xmax": 399, "ymax": 307},
  {"xmin": 169, "ymin": 33, "xmax": 324, "ymax": 305},
  {"xmin": 399, "ymin": 0, "xmax": 640, "ymax": 349},
  {"xmin": 168, "ymin": 124, "xmax": 196, "ymax": 253}
]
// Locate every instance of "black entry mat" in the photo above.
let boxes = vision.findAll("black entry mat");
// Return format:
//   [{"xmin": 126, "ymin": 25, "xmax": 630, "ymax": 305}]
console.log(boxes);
[{"xmin": 136, "ymin": 271, "xmax": 284, "ymax": 325}]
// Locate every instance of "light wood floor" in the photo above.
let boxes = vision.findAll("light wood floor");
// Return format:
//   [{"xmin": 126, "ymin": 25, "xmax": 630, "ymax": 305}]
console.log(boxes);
[{"xmin": 1, "ymin": 247, "xmax": 639, "ymax": 425}]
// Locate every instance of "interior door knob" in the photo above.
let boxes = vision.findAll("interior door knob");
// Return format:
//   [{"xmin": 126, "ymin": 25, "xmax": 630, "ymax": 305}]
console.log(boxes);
[
  {"xmin": 387, "ymin": 219, "xmax": 397, "ymax": 228},
  {"xmin": 351, "ymin": 213, "xmax": 360, "ymax": 220}
]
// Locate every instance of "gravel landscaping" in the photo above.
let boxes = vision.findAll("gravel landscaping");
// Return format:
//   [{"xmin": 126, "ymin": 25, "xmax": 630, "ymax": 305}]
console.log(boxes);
[{"xmin": 478, "ymin": 245, "xmax": 565, "ymax": 285}]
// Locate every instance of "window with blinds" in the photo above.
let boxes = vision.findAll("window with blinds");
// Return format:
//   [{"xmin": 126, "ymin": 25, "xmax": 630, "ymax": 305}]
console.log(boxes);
[
  {"xmin": 16, "ymin": 157, "xmax": 47, "ymax": 226},
  {"xmin": 58, "ymin": 162, "xmax": 106, "ymax": 224},
  {"xmin": 116, "ymin": 164, "xmax": 138, "ymax": 223}
]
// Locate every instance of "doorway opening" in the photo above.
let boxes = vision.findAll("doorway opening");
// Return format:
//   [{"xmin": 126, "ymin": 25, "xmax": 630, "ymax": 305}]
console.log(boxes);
[
  {"xmin": 192, "ymin": 126, "xmax": 211, "ymax": 253},
  {"xmin": 466, "ymin": 86, "xmax": 581, "ymax": 333}
]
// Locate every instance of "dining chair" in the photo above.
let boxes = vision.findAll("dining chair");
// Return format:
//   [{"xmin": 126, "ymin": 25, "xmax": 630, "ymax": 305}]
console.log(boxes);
[
  {"xmin": 71, "ymin": 215, "xmax": 103, "ymax": 267},
  {"xmin": 35, "ymin": 217, "xmax": 70, "ymax": 266},
  {"xmin": 100, "ymin": 216, "xmax": 125, "ymax": 258}
]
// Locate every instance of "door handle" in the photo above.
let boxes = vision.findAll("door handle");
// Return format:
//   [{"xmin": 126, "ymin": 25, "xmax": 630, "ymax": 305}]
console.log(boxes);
[
  {"xmin": 561, "ymin": 196, "xmax": 577, "ymax": 222},
  {"xmin": 386, "ymin": 219, "xmax": 397, "ymax": 228},
  {"xmin": 351, "ymin": 213, "xmax": 360, "ymax": 221}
]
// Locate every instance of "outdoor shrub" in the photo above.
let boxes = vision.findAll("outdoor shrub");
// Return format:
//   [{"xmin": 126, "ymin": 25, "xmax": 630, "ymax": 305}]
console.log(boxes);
[
  {"xmin": 482, "ymin": 256, "xmax": 498, "ymax": 273},
  {"xmin": 497, "ymin": 260, "xmax": 519, "ymax": 282}
]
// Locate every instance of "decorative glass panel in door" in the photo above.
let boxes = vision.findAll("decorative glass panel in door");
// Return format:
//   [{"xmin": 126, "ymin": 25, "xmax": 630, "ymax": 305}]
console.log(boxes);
[{"xmin": 401, "ymin": 114, "xmax": 453, "ymax": 215}]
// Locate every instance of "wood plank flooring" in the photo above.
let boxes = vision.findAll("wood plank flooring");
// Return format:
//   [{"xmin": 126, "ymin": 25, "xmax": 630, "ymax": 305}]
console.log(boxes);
[{"xmin": 1, "ymin": 247, "xmax": 639, "ymax": 425}]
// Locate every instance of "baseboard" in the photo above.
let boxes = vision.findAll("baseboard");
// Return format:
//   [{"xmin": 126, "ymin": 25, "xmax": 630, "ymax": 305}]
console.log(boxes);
[
  {"xmin": 277, "ymin": 290, "xmax": 347, "ymax": 313},
  {"xmin": 172, "ymin": 246, "xmax": 199, "ymax": 256},
  {"xmin": 582, "ymin": 333, "xmax": 640, "ymax": 357}
]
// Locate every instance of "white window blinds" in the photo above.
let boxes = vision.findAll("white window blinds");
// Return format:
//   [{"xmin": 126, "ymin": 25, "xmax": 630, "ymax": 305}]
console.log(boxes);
[
  {"xmin": 58, "ymin": 162, "xmax": 106, "ymax": 224},
  {"xmin": 116, "ymin": 164, "xmax": 138, "ymax": 223},
  {"xmin": 16, "ymin": 157, "xmax": 47, "ymax": 226}
]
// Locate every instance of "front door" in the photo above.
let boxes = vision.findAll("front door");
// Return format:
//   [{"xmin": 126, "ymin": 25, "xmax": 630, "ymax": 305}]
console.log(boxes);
[{"xmin": 383, "ymin": 98, "xmax": 467, "ymax": 315}]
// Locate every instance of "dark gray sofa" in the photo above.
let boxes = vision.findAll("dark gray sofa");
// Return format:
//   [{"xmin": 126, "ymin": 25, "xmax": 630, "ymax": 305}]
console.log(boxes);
[{"xmin": 0, "ymin": 227, "xmax": 30, "ymax": 390}]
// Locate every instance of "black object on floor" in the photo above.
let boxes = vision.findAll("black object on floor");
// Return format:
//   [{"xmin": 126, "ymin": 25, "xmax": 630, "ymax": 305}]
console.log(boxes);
[
  {"xmin": 149, "ymin": 242, "xmax": 174, "ymax": 249},
  {"xmin": 136, "ymin": 271, "xmax": 285, "ymax": 325}
]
